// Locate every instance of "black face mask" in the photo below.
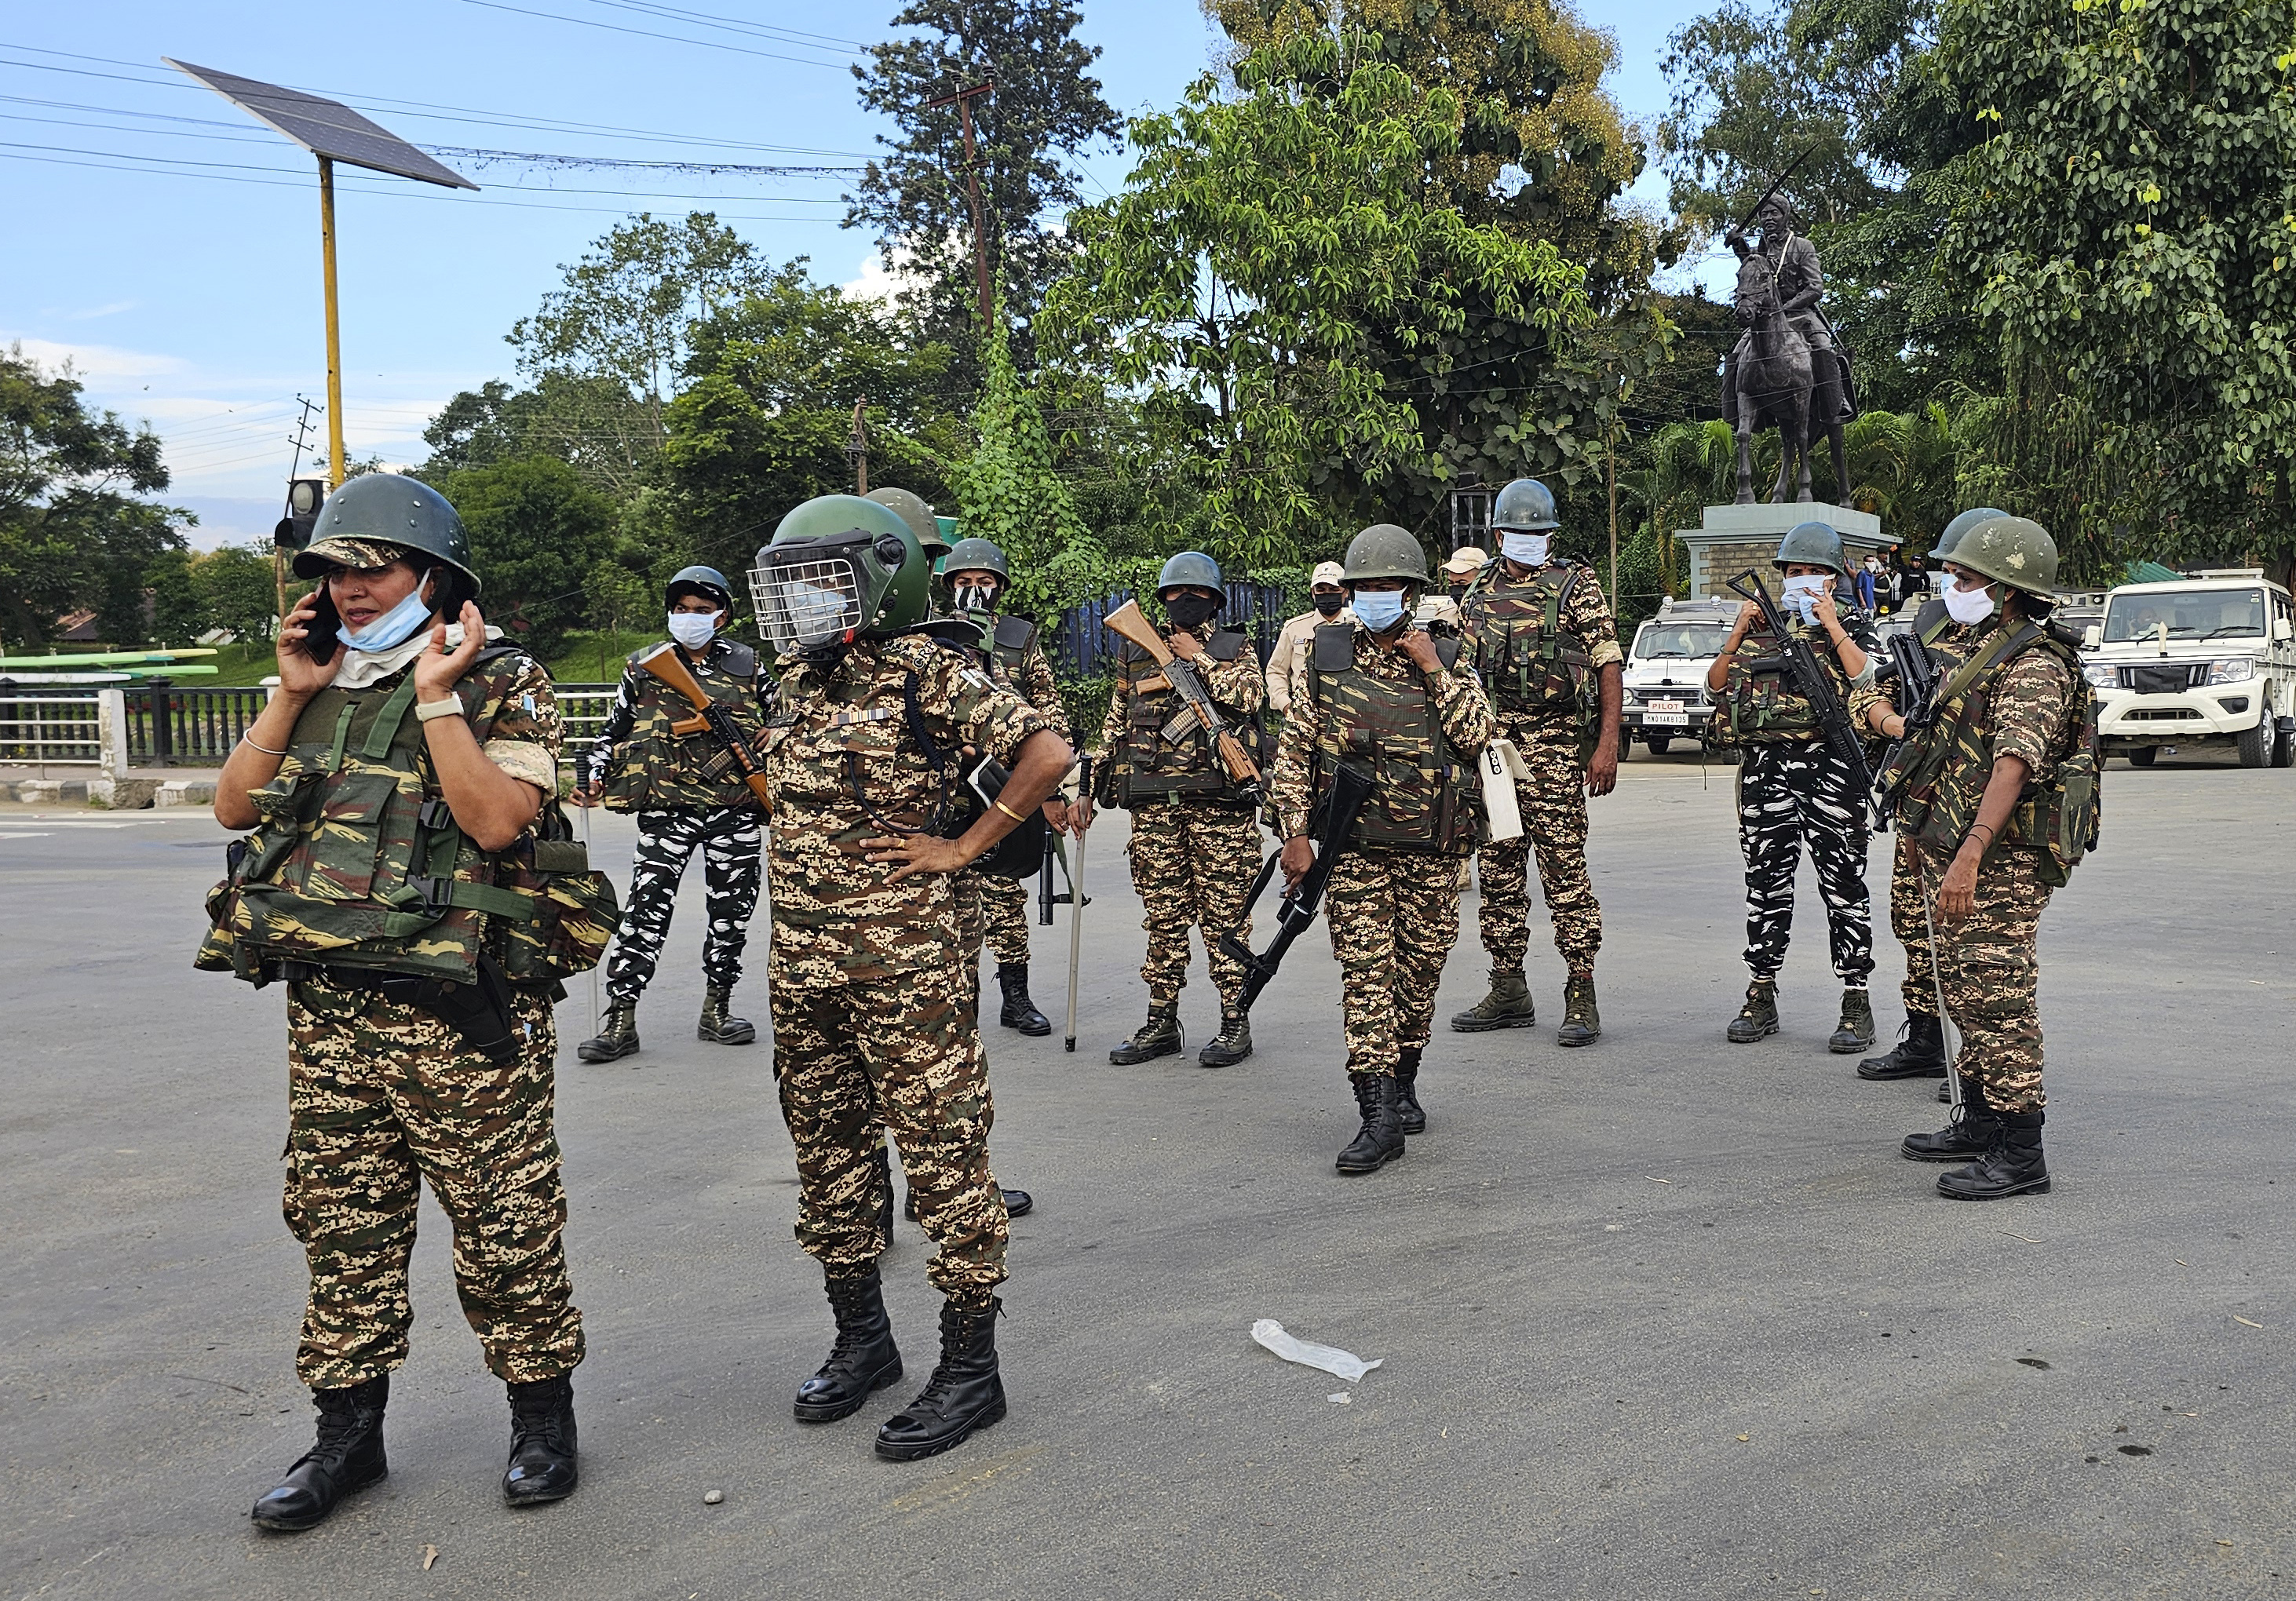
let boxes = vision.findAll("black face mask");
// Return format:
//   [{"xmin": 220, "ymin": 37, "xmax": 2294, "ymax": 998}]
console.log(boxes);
[
  {"xmin": 1313, "ymin": 592, "xmax": 1345, "ymax": 617},
  {"xmin": 1165, "ymin": 593, "xmax": 1220, "ymax": 633}
]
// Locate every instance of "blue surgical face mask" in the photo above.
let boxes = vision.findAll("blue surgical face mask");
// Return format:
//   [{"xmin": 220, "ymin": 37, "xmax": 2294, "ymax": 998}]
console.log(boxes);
[
  {"xmin": 1351, "ymin": 589, "xmax": 1408, "ymax": 633},
  {"xmin": 667, "ymin": 610, "xmax": 721, "ymax": 650},
  {"xmin": 1780, "ymin": 572, "xmax": 1829, "ymax": 624},
  {"xmin": 1499, "ymin": 531, "xmax": 1551, "ymax": 567},
  {"xmin": 340, "ymin": 575, "xmax": 438, "ymax": 653}
]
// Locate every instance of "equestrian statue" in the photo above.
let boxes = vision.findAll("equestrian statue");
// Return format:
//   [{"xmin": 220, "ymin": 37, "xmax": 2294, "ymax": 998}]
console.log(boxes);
[{"xmin": 1721, "ymin": 182, "xmax": 1859, "ymax": 505}]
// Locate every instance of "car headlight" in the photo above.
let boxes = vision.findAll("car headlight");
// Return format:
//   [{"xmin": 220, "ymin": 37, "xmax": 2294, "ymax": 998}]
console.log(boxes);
[
  {"xmin": 2082, "ymin": 663, "xmax": 2119, "ymax": 688},
  {"xmin": 2208, "ymin": 657, "xmax": 2255, "ymax": 684}
]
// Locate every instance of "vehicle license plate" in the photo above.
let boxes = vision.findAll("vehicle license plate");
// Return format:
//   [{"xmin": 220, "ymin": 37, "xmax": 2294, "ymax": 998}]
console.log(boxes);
[{"xmin": 1644, "ymin": 712, "xmax": 1688, "ymax": 728}]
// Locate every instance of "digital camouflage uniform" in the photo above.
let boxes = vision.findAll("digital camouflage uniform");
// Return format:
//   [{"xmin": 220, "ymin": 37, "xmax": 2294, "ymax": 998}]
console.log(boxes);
[
  {"xmin": 1913, "ymin": 634, "xmax": 2083, "ymax": 1115},
  {"xmin": 213, "ymin": 646, "xmax": 584, "ymax": 1389},
  {"xmin": 1720, "ymin": 608, "xmax": 1885, "ymax": 983},
  {"xmin": 586, "ymin": 636, "xmax": 766, "ymax": 1004},
  {"xmin": 1874, "ymin": 613, "xmax": 1984, "ymax": 1017},
  {"xmin": 1457, "ymin": 560, "xmax": 1622, "ymax": 976},
  {"xmin": 1098, "ymin": 627, "xmax": 1267, "ymax": 1012},
  {"xmin": 1270, "ymin": 623, "xmax": 1495, "ymax": 1075},
  {"xmin": 761, "ymin": 633, "xmax": 1050, "ymax": 1305},
  {"xmin": 955, "ymin": 616, "xmax": 1071, "ymax": 971}
]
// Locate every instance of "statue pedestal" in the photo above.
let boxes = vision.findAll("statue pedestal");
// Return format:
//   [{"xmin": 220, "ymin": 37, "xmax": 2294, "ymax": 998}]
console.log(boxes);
[{"xmin": 1674, "ymin": 501, "xmax": 1888, "ymax": 602}]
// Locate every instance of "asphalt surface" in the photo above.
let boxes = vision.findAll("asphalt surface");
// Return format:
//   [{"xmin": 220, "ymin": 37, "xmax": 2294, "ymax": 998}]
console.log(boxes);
[{"xmin": 5, "ymin": 746, "xmax": 2293, "ymax": 1601}]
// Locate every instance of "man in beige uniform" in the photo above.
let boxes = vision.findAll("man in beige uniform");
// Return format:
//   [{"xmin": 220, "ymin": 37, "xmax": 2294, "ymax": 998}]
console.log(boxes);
[{"xmin": 1265, "ymin": 561, "xmax": 1351, "ymax": 717}]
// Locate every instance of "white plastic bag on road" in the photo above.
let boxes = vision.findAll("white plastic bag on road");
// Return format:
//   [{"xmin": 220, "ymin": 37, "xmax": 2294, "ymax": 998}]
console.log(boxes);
[{"xmin": 1251, "ymin": 1318, "xmax": 1383, "ymax": 1384}]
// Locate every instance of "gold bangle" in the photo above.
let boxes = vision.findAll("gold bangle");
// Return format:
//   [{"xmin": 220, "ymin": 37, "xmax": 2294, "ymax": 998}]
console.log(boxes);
[{"xmin": 993, "ymin": 797, "xmax": 1029, "ymax": 823}]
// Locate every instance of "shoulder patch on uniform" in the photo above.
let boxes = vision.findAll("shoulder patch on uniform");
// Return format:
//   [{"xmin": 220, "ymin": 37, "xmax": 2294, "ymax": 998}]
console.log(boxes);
[{"xmin": 961, "ymin": 666, "xmax": 996, "ymax": 692}]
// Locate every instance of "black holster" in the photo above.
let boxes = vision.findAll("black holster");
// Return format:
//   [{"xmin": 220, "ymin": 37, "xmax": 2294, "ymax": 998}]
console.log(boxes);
[{"xmin": 378, "ymin": 952, "xmax": 520, "ymax": 1063}]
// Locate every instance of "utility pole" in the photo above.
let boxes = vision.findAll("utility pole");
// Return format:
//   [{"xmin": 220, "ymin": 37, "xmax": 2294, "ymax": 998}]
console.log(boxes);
[
  {"xmin": 847, "ymin": 397, "xmax": 871, "ymax": 494},
  {"xmin": 279, "ymin": 396, "xmax": 323, "ymax": 626},
  {"xmin": 925, "ymin": 80, "xmax": 998, "ymax": 326},
  {"xmin": 1607, "ymin": 376, "xmax": 1622, "ymax": 606}
]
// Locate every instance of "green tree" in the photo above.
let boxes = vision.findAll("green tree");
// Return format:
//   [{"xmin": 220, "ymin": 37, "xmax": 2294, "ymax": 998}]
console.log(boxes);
[
  {"xmin": 422, "ymin": 374, "xmax": 659, "ymax": 496},
  {"xmin": 433, "ymin": 457, "xmax": 619, "ymax": 660},
  {"xmin": 0, "ymin": 347, "xmax": 185, "ymax": 651},
  {"xmin": 1935, "ymin": 0, "xmax": 2296, "ymax": 578},
  {"xmin": 848, "ymin": 0, "xmax": 1122, "ymax": 359},
  {"xmin": 947, "ymin": 305, "xmax": 1099, "ymax": 617},
  {"xmin": 1042, "ymin": 32, "xmax": 1592, "ymax": 573}
]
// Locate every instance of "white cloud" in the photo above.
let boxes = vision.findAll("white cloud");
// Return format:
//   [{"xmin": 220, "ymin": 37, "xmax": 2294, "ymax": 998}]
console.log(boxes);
[
  {"xmin": 841, "ymin": 243, "xmax": 924, "ymax": 305},
  {"xmin": 5, "ymin": 334, "xmax": 186, "ymax": 386}
]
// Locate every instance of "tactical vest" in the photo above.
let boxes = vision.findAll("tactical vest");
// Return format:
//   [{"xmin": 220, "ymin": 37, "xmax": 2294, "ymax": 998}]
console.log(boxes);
[
  {"xmin": 1718, "ymin": 618, "xmax": 1850, "ymax": 744},
  {"xmin": 195, "ymin": 651, "xmax": 554, "ymax": 986},
  {"xmin": 1111, "ymin": 627, "xmax": 1252, "ymax": 806},
  {"xmin": 1890, "ymin": 623, "xmax": 2101, "ymax": 888},
  {"xmin": 987, "ymin": 615, "xmax": 1036, "ymax": 684},
  {"xmin": 601, "ymin": 639, "xmax": 763, "ymax": 812},
  {"xmin": 1306, "ymin": 624, "xmax": 1478, "ymax": 855},
  {"xmin": 1462, "ymin": 561, "xmax": 1593, "ymax": 719}
]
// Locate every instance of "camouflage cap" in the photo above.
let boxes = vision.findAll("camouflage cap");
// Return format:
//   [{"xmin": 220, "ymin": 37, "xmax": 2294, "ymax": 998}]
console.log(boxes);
[{"xmin": 295, "ymin": 536, "xmax": 413, "ymax": 575}]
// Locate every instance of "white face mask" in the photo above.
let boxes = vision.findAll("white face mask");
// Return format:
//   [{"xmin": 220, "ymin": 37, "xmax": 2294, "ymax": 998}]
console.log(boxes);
[
  {"xmin": 1780, "ymin": 572, "xmax": 1830, "ymax": 623},
  {"xmin": 1943, "ymin": 578, "xmax": 1997, "ymax": 625},
  {"xmin": 1499, "ymin": 531, "xmax": 1551, "ymax": 567},
  {"xmin": 666, "ymin": 610, "xmax": 721, "ymax": 649}
]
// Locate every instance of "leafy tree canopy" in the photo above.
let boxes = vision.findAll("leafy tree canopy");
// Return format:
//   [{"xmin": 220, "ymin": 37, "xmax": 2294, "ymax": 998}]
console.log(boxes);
[{"xmin": 431, "ymin": 455, "xmax": 619, "ymax": 660}]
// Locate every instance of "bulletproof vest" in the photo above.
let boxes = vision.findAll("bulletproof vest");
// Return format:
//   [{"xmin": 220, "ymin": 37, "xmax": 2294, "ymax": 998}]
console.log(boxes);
[
  {"xmin": 1718, "ymin": 617, "xmax": 1849, "ymax": 744},
  {"xmin": 988, "ymin": 615, "xmax": 1037, "ymax": 683},
  {"xmin": 1306, "ymin": 624, "xmax": 1477, "ymax": 855},
  {"xmin": 1112, "ymin": 627, "xmax": 1250, "ymax": 804},
  {"xmin": 1895, "ymin": 623, "xmax": 2101, "ymax": 887},
  {"xmin": 1460, "ymin": 561, "xmax": 1593, "ymax": 715},
  {"xmin": 194, "ymin": 651, "xmax": 542, "ymax": 986},
  {"xmin": 602, "ymin": 638, "xmax": 764, "ymax": 811}
]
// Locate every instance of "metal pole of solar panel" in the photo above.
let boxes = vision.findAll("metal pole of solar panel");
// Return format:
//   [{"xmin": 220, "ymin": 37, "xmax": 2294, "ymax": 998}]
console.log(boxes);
[{"xmin": 318, "ymin": 157, "xmax": 348, "ymax": 490}]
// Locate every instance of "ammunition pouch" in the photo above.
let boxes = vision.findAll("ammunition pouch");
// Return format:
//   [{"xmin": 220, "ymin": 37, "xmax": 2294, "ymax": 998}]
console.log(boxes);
[{"xmin": 493, "ymin": 800, "xmax": 621, "ymax": 985}]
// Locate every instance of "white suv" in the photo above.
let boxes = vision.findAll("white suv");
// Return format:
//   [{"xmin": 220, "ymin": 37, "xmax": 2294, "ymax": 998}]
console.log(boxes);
[
  {"xmin": 1622, "ymin": 597, "xmax": 1736, "ymax": 756},
  {"xmin": 2082, "ymin": 571, "xmax": 2296, "ymax": 768}
]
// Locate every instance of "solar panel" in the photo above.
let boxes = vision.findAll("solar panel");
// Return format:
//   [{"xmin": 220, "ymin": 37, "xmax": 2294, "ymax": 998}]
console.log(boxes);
[{"xmin": 162, "ymin": 58, "xmax": 477, "ymax": 190}]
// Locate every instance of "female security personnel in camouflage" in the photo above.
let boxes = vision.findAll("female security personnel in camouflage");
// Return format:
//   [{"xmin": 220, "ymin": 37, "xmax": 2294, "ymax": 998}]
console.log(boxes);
[
  {"xmin": 750, "ymin": 495, "xmax": 1074, "ymax": 1462},
  {"xmin": 1707, "ymin": 520, "xmax": 1885, "ymax": 1052},
  {"xmin": 1269, "ymin": 524, "xmax": 1495, "ymax": 1173},
  {"xmin": 208, "ymin": 476, "xmax": 583, "ymax": 1530},
  {"xmin": 1886, "ymin": 516, "xmax": 2097, "ymax": 1199},
  {"xmin": 572, "ymin": 565, "xmax": 766, "ymax": 1060}
]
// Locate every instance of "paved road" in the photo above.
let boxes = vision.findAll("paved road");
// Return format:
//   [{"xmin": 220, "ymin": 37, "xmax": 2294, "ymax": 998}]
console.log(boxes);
[{"xmin": 5, "ymin": 747, "xmax": 2292, "ymax": 1600}]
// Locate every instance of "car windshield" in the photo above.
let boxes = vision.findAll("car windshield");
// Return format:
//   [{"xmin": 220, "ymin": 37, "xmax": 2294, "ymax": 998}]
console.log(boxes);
[
  {"xmin": 1633, "ymin": 623, "xmax": 1729, "ymax": 660},
  {"xmin": 2103, "ymin": 587, "xmax": 2265, "ymax": 642}
]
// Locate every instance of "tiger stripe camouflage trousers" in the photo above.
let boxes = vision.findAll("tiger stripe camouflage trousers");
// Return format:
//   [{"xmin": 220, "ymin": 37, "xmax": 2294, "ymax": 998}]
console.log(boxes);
[
  {"xmin": 772, "ymin": 962, "xmax": 1009, "ymax": 1304},
  {"xmin": 1122, "ymin": 797, "xmax": 1261, "ymax": 1011},
  {"xmin": 283, "ymin": 975, "xmax": 582, "ymax": 1388},
  {"xmin": 1473, "ymin": 716, "xmax": 1602, "ymax": 974},
  {"xmin": 604, "ymin": 805, "xmax": 762, "ymax": 1004},
  {"xmin": 1327, "ymin": 849, "xmax": 1465, "ymax": 1077},
  {"xmin": 1926, "ymin": 841, "xmax": 2052, "ymax": 1114},
  {"xmin": 1736, "ymin": 742, "xmax": 1874, "ymax": 985}
]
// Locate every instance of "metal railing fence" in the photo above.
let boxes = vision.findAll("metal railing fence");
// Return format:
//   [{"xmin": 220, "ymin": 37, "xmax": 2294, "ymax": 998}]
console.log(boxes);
[
  {"xmin": 0, "ymin": 691, "xmax": 104, "ymax": 767},
  {"xmin": 123, "ymin": 685, "xmax": 269, "ymax": 764}
]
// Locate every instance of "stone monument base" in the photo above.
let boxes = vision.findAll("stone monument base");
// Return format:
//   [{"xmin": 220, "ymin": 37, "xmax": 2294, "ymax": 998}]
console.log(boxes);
[{"xmin": 1674, "ymin": 501, "xmax": 1887, "ymax": 603}]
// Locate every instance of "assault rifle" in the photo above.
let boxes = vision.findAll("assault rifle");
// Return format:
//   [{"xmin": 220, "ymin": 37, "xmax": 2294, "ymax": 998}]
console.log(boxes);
[
  {"xmin": 1101, "ymin": 600, "xmax": 1262, "ymax": 798},
  {"xmin": 1217, "ymin": 761, "xmax": 1376, "ymax": 1015},
  {"xmin": 1869, "ymin": 631, "xmax": 1942, "ymax": 824},
  {"xmin": 634, "ymin": 641, "xmax": 772, "ymax": 814},
  {"xmin": 1725, "ymin": 569, "xmax": 1878, "ymax": 824}
]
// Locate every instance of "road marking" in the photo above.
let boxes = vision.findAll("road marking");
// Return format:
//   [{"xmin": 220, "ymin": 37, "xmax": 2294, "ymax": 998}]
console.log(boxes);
[{"xmin": 0, "ymin": 831, "xmax": 54, "ymax": 839}]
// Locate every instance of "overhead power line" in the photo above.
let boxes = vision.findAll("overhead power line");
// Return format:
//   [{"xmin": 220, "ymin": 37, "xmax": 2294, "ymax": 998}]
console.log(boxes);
[
  {"xmin": 568, "ymin": 0, "xmax": 867, "ymax": 53},
  {"xmin": 457, "ymin": 0, "xmax": 860, "ymax": 69}
]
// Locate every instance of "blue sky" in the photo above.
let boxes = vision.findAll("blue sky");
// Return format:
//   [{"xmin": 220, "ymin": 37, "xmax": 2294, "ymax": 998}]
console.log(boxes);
[{"xmin": 1, "ymin": 2, "xmax": 1715, "ymax": 545}]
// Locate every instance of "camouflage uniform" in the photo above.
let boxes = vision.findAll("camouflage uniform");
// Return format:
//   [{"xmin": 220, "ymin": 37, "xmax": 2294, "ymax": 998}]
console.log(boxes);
[
  {"xmin": 761, "ymin": 633, "xmax": 1049, "ymax": 1304},
  {"xmin": 1458, "ymin": 560, "xmax": 1622, "ymax": 976},
  {"xmin": 586, "ymin": 637, "xmax": 766, "ymax": 1005},
  {"xmin": 1270, "ymin": 623, "xmax": 1494, "ymax": 1074},
  {"xmin": 954, "ymin": 615, "xmax": 1070, "ymax": 971},
  {"xmin": 1098, "ymin": 628, "xmax": 1267, "ymax": 1012},
  {"xmin": 221, "ymin": 646, "xmax": 583, "ymax": 1389},
  {"xmin": 1873, "ymin": 615, "xmax": 1984, "ymax": 1016},
  {"xmin": 1719, "ymin": 609, "xmax": 1885, "ymax": 983}
]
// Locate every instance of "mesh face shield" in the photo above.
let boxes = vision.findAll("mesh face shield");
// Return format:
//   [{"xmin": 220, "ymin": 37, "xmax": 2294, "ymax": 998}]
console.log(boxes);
[{"xmin": 750, "ymin": 529, "xmax": 905, "ymax": 655}]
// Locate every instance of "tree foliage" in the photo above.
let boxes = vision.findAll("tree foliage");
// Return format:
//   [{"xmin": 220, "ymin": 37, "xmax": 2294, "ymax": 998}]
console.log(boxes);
[
  {"xmin": 422, "ymin": 374, "xmax": 659, "ymax": 495},
  {"xmin": 430, "ymin": 456, "xmax": 619, "ymax": 660},
  {"xmin": 947, "ymin": 305, "xmax": 1098, "ymax": 617},
  {"xmin": 149, "ymin": 544, "xmax": 278, "ymax": 648}
]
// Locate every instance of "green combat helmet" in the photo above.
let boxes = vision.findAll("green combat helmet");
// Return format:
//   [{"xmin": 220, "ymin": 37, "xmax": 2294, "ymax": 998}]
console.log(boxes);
[
  {"xmin": 290, "ymin": 474, "xmax": 480, "ymax": 596},
  {"xmin": 1774, "ymin": 519, "xmax": 1844, "ymax": 572},
  {"xmin": 1930, "ymin": 505, "xmax": 2006, "ymax": 562},
  {"xmin": 943, "ymin": 537, "xmax": 1009, "ymax": 582},
  {"xmin": 750, "ymin": 494, "xmax": 927, "ymax": 656},
  {"xmin": 1491, "ymin": 478, "xmax": 1560, "ymax": 531},
  {"xmin": 1155, "ymin": 550, "xmax": 1223, "ymax": 600},
  {"xmin": 1341, "ymin": 522, "xmax": 1429, "ymax": 587},
  {"xmin": 1952, "ymin": 515, "xmax": 2058, "ymax": 598},
  {"xmin": 867, "ymin": 487, "xmax": 949, "ymax": 563}
]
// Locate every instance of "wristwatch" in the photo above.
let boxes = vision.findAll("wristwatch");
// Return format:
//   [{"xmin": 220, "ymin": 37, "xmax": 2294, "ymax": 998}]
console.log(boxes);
[{"xmin": 414, "ymin": 698, "xmax": 465, "ymax": 723}]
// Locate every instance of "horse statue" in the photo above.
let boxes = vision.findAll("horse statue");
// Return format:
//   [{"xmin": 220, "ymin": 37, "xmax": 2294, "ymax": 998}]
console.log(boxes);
[{"xmin": 1728, "ymin": 245, "xmax": 1849, "ymax": 505}]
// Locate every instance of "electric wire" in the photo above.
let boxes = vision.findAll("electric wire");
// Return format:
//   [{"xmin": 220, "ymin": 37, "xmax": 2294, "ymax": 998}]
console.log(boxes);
[{"xmin": 457, "ymin": 0, "xmax": 859, "ymax": 70}]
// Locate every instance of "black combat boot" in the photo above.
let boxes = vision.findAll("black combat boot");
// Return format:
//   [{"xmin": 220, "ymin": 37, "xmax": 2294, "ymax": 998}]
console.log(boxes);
[
  {"xmin": 502, "ymin": 1375, "xmax": 579, "ymax": 1507},
  {"xmin": 1197, "ymin": 1012, "xmax": 1254, "ymax": 1068},
  {"xmin": 1557, "ymin": 972, "xmax": 1601, "ymax": 1047},
  {"xmin": 1827, "ymin": 986, "xmax": 1877, "ymax": 1055},
  {"xmin": 697, "ymin": 986, "xmax": 756, "ymax": 1045},
  {"xmin": 1108, "ymin": 1005, "xmax": 1182, "ymax": 1065},
  {"xmin": 1451, "ymin": 969, "xmax": 1535, "ymax": 1031},
  {"xmin": 874, "ymin": 1297, "xmax": 1007, "ymax": 1461},
  {"xmin": 1393, "ymin": 1047, "xmax": 1426, "ymax": 1136},
  {"xmin": 794, "ymin": 1267, "xmax": 903, "ymax": 1423},
  {"xmin": 1937, "ymin": 1110, "xmax": 2051, "ymax": 1200},
  {"xmin": 1859, "ymin": 1012, "xmax": 1948, "ymax": 1080},
  {"xmin": 906, "ymin": 1185, "xmax": 1033, "ymax": 1223},
  {"xmin": 1902, "ymin": 1081, "xmax": 1999, "ymax": 1162},
  {"xmin": 575, "ymin": 1000, "xmax": 638, "ymax": 1063},
  {"xmin": 1726, "ymin": 979, "xmax": 1779, "ymax": 1043},
  {"xmin": 1335, "ymin": 1071, "xmax": 1405, "ymax": 1174},
  {"xmin": 995, "ymin": 965, "xmax": 1052, "ymax": 1036},
  {"xmin": 250, "ymin": 1376, "xmax": 389, "ymax": 1532}
]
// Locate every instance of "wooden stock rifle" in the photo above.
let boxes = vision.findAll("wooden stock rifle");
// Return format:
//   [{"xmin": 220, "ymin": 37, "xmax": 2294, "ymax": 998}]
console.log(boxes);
[
  {"xmin": 633, "ymin": 641, "xmax": 772, "ymax": 815},
  {"xmin": 1101, "ymin": 599, "xmax": 1261, "ymax": 793}
]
